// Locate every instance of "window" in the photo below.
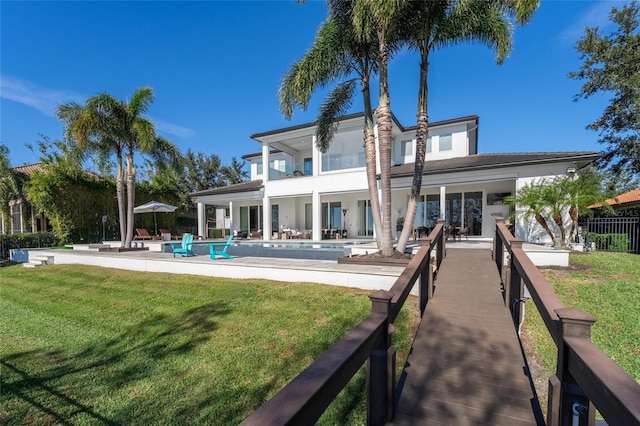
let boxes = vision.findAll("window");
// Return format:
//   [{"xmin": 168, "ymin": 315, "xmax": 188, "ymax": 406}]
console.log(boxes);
[
  {"xmin": 305, "ymin": 203, "xmax": 312, "ymax": 229},
  {"xmin": 426, "ymin": 137, "xmax": 432, "ymax": 153},
  {"xmin": 321, "ymin": 138, "xmax": 365, "ymax": 172},
  {"xmin": 321, "ymin": 202, "xmax": 342, "ymax": 229},
  {"xmin": 439, "ymin": 134, "xmax": 452, "ymax": 151},
  {"xmin": 401, "ymin": 140, "xmax": 413, "ymax": 156},
  {"xmin": 271, "ymin": 159, "xmax": 286, "ymax": 172},
  {"xmin": 256, "ymin": 161, "xmax": 263, "ymax": 175},
  {"xmin": 303, "ymin": 157, "xmax": 313, "ymax": 176}
]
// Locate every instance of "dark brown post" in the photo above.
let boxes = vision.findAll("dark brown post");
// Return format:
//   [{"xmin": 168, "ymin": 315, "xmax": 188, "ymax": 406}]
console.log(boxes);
[
  {"xmin": 508, "ymin": 240, "xmax": 524, "ymax": 327},
  {"xmin": 494, "ymin": 217, "xmax": 504, "ymax": 269},
  {"xmin": 549, "ymin": 307, "xmax": 597, "ymax": 426},
  {"xmin": 368, "ymin": 290, "xmax": 394, "ymax": 425},
  {"xmin": 436, "ymin": 219, "xmax": 445, "ymax": 265},
  {"xmin": 419, "ymin": 246, "xmax": 433, "ymax": 315}
]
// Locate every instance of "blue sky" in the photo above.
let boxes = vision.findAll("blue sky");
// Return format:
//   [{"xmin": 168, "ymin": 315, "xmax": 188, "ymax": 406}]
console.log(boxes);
[{"xmin": 1, "ymin": 1, "xmax": 621, "ymax": 170}]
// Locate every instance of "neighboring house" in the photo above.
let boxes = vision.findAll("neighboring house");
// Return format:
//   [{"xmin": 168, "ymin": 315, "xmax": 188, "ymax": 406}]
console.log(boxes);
[
  {"xmin": 588, "ymin": 188, "xmax": 640, "ymax": 213},
  {"xmin": 0, "ymin": 163, "xmax": 50, "ymax": 234},
  {"xmin": 191, "ymin": 112, "xmax": 598, "ymax": 244}
]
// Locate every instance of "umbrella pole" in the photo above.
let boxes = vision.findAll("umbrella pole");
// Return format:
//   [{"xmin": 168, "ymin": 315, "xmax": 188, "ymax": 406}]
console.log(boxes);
[{"xmin": 154, "ymin": 211, "xmax": 158, "ymax": 237}]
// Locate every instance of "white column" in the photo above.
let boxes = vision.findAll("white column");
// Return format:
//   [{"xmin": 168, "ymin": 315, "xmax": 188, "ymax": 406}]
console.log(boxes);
[
  {"xmin": 263, "ymin": 196, "xmax": 272, "ymax": 241},
  {"xmin": 312, "ymin": 191, "xmax": 322, "ymax": 240},
  {"xmin": 262, "ymin": 143, "xmax": 270, "ymax": 182},
  {"xmin": 440, "ymin": 186, "xmax": 446, "ymax": 223},
  {"xmin": 312, "ymin": 135, "xmax": 320, "ymax": 176},
  {"xmin": 197, "ymin": 202, "xmax": 206, "ymax": 238},
  {"xmin": 228, "ymin": 201, "xmax": 234, "ymax": 235}
]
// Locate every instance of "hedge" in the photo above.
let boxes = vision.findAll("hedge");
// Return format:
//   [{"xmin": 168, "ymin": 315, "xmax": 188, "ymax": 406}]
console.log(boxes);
[
  {"xmin": 587, "ymin": 232, "xmax": 630, "ymax": 252},
  {"xmin": 0, "ymin": 232, "xmax": 61, "ymax": 260}
]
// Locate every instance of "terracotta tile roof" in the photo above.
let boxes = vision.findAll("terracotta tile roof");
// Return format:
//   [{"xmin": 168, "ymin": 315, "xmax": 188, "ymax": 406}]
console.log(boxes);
[
  {"xmin": 12, "ymin": 163, "xmax": 43, "ymax": 175},
  {"xmin": 589, "ymin": 188, "xmax": 640, "ymax": 209}
]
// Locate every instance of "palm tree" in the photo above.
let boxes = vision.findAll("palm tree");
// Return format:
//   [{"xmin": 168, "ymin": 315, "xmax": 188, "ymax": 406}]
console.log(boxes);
[
  {"xmin": 505, "ymin": 180, "xmax": 556, "ymax": 242},
  {"xmin": 395, "ymin": 0, "xmax": 539, "ymax": 253},
  {"xmin": 57, "ymin": 87, "xmax": 180, "ymax": 247},
  {"xmin": 352, "ymin": 0, "xmax": 405, "ymax": 256},
  {"xmin": 279, "ymin": 0, "xmax": 386, "ymax": 249}
]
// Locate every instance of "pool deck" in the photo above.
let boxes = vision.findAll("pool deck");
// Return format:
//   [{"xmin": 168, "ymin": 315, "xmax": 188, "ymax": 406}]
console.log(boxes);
[
  {"xmin": 22, "ymin": 238, "xmax": 566, "ymax": 294},
  {"xmin": 30, "ymin": 243, "xmax": 408, "ymax": 293}
]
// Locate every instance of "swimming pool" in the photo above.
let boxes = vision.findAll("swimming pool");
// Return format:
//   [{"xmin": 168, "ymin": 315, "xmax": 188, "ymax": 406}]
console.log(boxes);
[{"xmin": 168, "ymin": 240, "xmax": 370, "ymax": 260}]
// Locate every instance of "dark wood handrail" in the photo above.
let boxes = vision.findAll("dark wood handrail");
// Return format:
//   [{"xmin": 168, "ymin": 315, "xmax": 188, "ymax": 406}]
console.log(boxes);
[
  {"xmin": 494, "ymin": 217, "xmax": 640, "ymax": 425},
  {"xmin": 241, "ymin": 222, "xmax": 445, "ymax": 425}
]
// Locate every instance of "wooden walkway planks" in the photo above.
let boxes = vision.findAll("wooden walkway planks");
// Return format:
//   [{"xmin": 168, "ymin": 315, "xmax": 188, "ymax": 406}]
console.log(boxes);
[{"xmin": 391, "ymin": 248, "xmax": 542, "ymax": 425}]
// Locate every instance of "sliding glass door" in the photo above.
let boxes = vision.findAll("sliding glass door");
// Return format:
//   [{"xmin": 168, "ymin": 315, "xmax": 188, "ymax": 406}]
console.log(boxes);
[{"xmin": 358, "ymin": 200, "xmax": 374, "ymax": 236}]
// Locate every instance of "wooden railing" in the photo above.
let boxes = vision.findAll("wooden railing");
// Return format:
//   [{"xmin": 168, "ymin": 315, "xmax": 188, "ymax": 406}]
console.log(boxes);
[
  {"xmin": 241, "ymin": 221, "xmax": 446, "ymax": 425},
  {"xmin": 494, "ymin": 218, "xmax": 640, "ymax": 426}
]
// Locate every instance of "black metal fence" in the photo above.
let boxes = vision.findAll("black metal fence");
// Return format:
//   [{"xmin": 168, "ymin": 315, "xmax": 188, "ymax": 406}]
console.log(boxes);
[{"xmin": 580, "ymin": 216, "xmax": 640, "ymax": 254}]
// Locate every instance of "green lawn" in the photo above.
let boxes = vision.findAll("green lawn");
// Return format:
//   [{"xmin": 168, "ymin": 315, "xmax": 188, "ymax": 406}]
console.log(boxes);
[
  {"xmin": 1, "ymin": 264, "xmax": 418, "ymax": 425},
  {"xmin": 524, "ymin": 251, "xmax": 640, "ymax": 383}
]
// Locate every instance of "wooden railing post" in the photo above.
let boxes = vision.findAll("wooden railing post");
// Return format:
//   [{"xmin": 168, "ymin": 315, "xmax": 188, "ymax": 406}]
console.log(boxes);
[
  {"xmin": 419, "ymin": 244, "xmax": 433, "ymax": 316},
  {"xmin": 494, "ymin": 216, "xmax": 504, "ymax": 268},
  {"xmin": 368, "ymin": 290, "xmax": 395, "ymax": 425},
  {"xmin": 508, "ymin": 240, "xmax": 524, "ymax": 327},
  {"xmin": 548, "ymin": 307, "xmax": 597, "ymax": 426},
  {"xmin": 436, "ymin": 219, "xmax": 445, "ymax": 264}
]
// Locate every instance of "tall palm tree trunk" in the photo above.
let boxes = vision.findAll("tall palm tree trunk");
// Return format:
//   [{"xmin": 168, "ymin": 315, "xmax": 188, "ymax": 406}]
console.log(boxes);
[
  {"xmin": 377, "ymin": 29, "xmax": 394, "ymax": 256},
  {"xmin": 116, "ymin": 156, "xmax": 127, "ymax": 247},
  {"xmin": 124, "ymin": 149, "xmax": 136, "ymax": 247},
  {"xmin": 362, "ymin": 82, "xmax": 384, "ymax": 249},
  {"xmin": 397, "ymin": 47, "xmax": 429, "ymax": 253}
]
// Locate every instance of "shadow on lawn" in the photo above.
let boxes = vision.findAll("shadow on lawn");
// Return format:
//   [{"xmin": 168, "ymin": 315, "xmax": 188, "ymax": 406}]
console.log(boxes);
[{"xmin": 1, "ymin": 302, "xmax": 229, "ymax": 425}]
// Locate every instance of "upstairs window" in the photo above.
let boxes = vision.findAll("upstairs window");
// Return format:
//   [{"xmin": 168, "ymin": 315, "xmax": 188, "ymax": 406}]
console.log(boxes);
[
  {"xmin": 256, "ymin": 161, "xmax": 263, "ymax": 175},
  {"xmin": 426, "ymin": 137, "xmax": 432, "ymax": 153},
  {"xmin": 439, "ymin": 134, "xmax": 452, "ymax": 151},
  {"xmin": 400, "ymin": 140, "xmax": 413, "ymax": 156}
]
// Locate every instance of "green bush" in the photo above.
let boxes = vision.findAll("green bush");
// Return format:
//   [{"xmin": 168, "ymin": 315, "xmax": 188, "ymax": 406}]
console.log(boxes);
[
  {"xmin": 587, "ymin": 232, "xmax": 629, "ymax": 252},
  {"xmin": 0, "ymin": 232, "xmax": 60, "ymax": 260}
]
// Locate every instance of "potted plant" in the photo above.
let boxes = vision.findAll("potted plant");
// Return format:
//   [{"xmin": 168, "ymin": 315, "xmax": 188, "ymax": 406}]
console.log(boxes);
[{"xmin": 396, "ymin": 216, "xmax": 404, "ymax": 232}]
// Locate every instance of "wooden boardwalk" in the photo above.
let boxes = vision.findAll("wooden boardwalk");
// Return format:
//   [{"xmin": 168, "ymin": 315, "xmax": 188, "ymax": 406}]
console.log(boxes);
[{"xmin": 391, "ymin": 248, "xmax": 543, "ymax": 425}]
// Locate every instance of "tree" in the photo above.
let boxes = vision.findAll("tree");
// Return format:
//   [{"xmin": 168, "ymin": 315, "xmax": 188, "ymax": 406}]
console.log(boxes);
[
  {"xmin": 57, "ymin": 87, "xmax": 180, "ymax": 247},
  {"xmin": 506, "ymin": 171, "xmax": 610, "ymax": 247},
  {"xmin": 279, "ymin": 0, "xmax": 386, "ymax": 250},
  {"xmin": 570, "ymin": 1, "xmax": 640, "ymax": 178},
  {"xmin": 505, "ymin": 180, "xmax": 556, "ymax": 242},
  {"xmin": 395, "ymin": 0, "xmax": 539, "ymax": 253},
  {"xmin": 220, "ymin": 157, "xmax": 249, "ymax": 185},
  {"xmin": 352, "ymin": 0, "xmax": 405, "ymax": 256},
  {"xmin": 0, "ymin": 144, "xmax": 25, "ymax": 232}
]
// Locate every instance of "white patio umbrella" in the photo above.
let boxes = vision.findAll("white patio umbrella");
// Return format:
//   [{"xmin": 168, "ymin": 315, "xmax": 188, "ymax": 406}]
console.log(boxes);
[{"xmin": 133, "ymin": 200, "xmax": 178, "ymax": 236}]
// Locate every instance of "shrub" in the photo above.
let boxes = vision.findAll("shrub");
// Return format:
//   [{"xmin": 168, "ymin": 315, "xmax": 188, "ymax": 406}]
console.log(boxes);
[
  {"xmin": 0, "ymin": 232, "xmax": 60, "ymax": 260},
  {"xmin": 587, "ymin": 232, "xmax": 629, "ymax": 252}
]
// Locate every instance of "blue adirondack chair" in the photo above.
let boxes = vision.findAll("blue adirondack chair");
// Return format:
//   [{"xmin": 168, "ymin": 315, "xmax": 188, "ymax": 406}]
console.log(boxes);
[
  {"xmin": 209, "ymin": 234, "xmax": 234, "ymax": 260},
  {"xmin": 171, "ymin": 233, "xmax": 194, "ymax": 257}
]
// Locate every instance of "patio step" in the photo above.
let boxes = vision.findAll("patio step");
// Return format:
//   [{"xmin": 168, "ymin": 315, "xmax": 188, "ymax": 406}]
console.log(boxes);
[{"xmin": 23, "ymin": 255, "xmax": 54, "ymax": 268}]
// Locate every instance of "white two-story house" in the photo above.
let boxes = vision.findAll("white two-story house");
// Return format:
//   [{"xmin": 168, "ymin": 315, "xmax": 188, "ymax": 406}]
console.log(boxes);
[{"xmin": 191, "ymin": 112, "xmax": 597, "ymax": 244}]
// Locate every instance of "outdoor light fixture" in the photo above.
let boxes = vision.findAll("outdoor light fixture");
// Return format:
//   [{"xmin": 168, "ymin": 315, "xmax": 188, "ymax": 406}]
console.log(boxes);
[{"xmin": 566, "ymin": 167, "xmax": 577, "ymax": 174}]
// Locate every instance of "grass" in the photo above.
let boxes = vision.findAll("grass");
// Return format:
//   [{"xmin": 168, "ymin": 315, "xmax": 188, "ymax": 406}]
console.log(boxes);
[
  {"xmin": 1, "ymin": 264, "xmax": 418, "ymax": 425},
  {"xmin": 523, "ymin": 251, "xmax": 640, "ymax": 384}
]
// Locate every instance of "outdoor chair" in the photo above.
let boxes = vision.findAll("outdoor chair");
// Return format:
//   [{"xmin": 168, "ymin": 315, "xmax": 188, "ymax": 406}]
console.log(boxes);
[
  {"xmin": 209, "ymin": 234, "xmax": 234, "ymax": 260},
  {"xmin": 458, "ymin": 226, "xmax": 470, "ymax": 241},
  {"xmin": 134, "ymin": 228, "xmax": 159, "ymax": 240},
  {"xmin": 171, "ymin": 233, "xmax": 194, "ymax": 257}
]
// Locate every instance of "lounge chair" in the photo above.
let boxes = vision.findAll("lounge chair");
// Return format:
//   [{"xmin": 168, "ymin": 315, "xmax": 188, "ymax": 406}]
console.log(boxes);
[
  {"xmin": 171, "ymin": 233, "xmax": 194, "ymax": 257},
  {"xmin": 209, "ymin": 234, "xmax": 234, "ymax": 260},
  {"xmin": 134, "ymin": 228, "xmax": 159, "ymax": 240}
]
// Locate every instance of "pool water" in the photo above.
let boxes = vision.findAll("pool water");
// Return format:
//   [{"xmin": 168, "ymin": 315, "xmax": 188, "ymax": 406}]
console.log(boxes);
[{"xmin": 168, "ymin": 240, "xmax": 369, "ymax": 260}]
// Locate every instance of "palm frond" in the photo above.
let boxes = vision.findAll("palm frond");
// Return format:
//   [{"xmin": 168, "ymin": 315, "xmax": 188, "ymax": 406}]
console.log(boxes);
[{"xmin": 315, "ymin": 80, "xmax": 357, "ymax": 152}]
